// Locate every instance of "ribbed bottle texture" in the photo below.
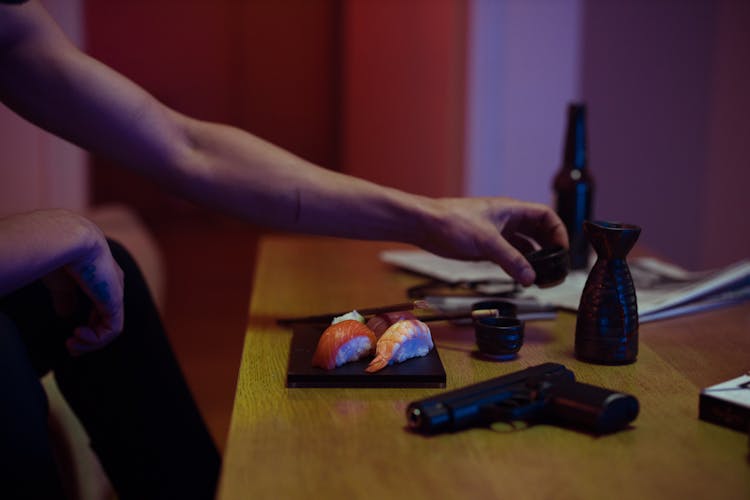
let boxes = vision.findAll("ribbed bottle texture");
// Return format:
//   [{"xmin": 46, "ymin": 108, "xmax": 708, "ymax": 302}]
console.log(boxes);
[{"xmin": 575, "ymin": 221, "xmax": 641, "ymax": 364}]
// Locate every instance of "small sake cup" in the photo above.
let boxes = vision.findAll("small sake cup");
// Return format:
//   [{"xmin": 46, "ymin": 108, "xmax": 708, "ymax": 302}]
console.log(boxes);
[
  {"xmin": 525, "ymin": 245, "xmax": 569, "ymax": 288},
  {"xmin": 474, "ymin": 316, "xmax": 525, "ymax": 360}
]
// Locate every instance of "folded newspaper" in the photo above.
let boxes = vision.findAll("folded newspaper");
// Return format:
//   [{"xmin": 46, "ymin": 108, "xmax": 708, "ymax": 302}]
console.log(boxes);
[{"xmin": 380, "ymin": 250, "xmax": 750, "ymax": 323}]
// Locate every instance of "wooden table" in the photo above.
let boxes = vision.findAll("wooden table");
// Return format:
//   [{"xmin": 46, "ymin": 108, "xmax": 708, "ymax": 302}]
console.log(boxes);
[{"xmin": 217, "ymin": 235, "xmax": 750, "ymax": 499}]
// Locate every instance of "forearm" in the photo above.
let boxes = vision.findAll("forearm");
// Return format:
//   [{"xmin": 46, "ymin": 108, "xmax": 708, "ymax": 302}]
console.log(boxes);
[
  {"xmin": 0, "ymin": 1, "xmax": 569, "ymax": 286},
  {"xmin": 176, "ymin": 118, "xmax": 437, "ymax": 242},
  {"xmin": 0, "ymin": 210, "xmax": 104, "ymax": 296},
  {"xmin": 0, "ymin": 2, "xmax": 436, "ymax": 244}
]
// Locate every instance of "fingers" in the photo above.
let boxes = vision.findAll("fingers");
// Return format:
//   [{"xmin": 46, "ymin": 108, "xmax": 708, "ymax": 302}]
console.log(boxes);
[
  {"xmin": 508, "ymin": 202, "xmax": 569, "ymax": 249},
  {"xmin": 482, "ymin": 235, "xmax": 537, "ymax": 286},
  {"xmin": 66, "ymin": 324, "xmax": 120, "ymax": 356},
  {"xmin": 427, "ymin": 197, "xmax": 569, "ymax": 286},
  {"xmin": 65, "ymin": 293, "xmax": 123, "ymax": 356},
  {"xmin": 505, "ymin": 232, "xmax": 539, "ymax": 254},
  {"xmin": 483, "ymin": 199, "xmax": 569, "ymax": 286},
  {"xmin": 65, "ymin": 237, "xmax": 126, "ymax": 356},
  {"xmin": 69, "ymin": 277, "xmax": 124, "ymax": 356}
]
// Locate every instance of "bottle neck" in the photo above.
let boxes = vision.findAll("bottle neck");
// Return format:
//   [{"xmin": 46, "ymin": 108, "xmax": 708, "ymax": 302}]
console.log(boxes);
[{"xmin": 563, "ymin": 105, "xmax": 587, "ymax": 170}]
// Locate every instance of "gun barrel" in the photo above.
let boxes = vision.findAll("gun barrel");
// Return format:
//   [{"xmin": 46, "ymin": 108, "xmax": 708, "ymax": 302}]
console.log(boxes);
[{"xmin": 407, "ymin": 363, "xmax": 573, "ymax": 434}]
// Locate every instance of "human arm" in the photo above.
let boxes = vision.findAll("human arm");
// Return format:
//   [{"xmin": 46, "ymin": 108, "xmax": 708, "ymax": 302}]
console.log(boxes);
[
  {"xmin": 0, "ymin": 1, "xmax": 567, "ymax": 285},
  {"xmin": 0, "ymin": 210, "xmax": 124, "ymax": 355}
]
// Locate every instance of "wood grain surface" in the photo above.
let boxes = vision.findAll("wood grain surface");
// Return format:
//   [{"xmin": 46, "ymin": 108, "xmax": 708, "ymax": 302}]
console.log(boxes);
[{"xmin": 217, "ymin": 235, "xmax": 750, "ymax": 500}]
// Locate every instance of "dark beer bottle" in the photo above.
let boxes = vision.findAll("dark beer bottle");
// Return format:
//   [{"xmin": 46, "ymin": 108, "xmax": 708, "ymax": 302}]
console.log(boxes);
[{"xmin": 553, "ymin": 103, "xmax": 594, "ymax": 270}]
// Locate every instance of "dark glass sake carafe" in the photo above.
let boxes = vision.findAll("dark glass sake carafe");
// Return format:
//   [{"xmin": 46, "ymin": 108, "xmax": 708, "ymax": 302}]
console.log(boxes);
[{"xmin": 575, "ymin": 221, "xmax": 641, "ymax": 364}]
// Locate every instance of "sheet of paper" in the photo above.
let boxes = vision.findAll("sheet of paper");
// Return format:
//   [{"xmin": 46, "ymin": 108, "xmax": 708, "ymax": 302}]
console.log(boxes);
[
  {"xmin": 380, "ymin": 250, "xmax": 512, "ymax": 283},
  {"xmin": 380, "ymin": 249, "xmax": 750, "ymax": 323}
]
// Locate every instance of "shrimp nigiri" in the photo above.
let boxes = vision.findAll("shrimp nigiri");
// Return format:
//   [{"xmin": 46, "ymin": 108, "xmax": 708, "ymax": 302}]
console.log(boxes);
[
  {"xmin": 312, "ymin": 320, "xmax": 377, "ymax": 370},
  {"xmin": 365, "ymin": 319, "xmax": 433, "ymax": 373}
]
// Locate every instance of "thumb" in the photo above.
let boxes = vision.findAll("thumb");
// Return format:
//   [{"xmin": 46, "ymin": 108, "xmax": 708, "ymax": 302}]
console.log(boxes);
[{"xmin": 485, "ymin": 236, "xmax": 536, "ymax": 286}]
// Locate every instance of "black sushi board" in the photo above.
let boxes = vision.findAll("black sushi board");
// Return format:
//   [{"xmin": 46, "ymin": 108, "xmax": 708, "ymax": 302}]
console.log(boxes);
[{"xmin": 286, "ymin": 323, "xmax": 446, "ymax": 388}]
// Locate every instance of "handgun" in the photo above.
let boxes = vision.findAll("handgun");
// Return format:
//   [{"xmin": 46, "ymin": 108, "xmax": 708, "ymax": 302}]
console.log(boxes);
[{"xmin": 407, "ymin": 363, "xmax": 639, "ymax": 435}]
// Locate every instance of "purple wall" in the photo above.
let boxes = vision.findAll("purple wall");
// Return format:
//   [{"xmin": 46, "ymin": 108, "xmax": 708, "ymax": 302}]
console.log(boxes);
[
  {"xmin": 580, "ymin": 0, "xmax": 749, "ymax": 269},
  {"xmin": 700, "ymin": 1, "xmax": 750, "ymax": 268},
  {"xmin": 464, "ymin": 0, "xmax": 583, "ymax": 204},
  {"xmin": 465, "ymin": 0, "xmax": 748, "ymax": 270},
  {"xmin": 0, "ymin": 0, "xmax": 87, "ymax": 216}
]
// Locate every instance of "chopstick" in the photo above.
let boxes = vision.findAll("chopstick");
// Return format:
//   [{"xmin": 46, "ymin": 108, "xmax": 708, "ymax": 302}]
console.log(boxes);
[
  {"xmin": 416, "ymin": 308, "xmax": 501, "ymax": 323},
  {"xmin": 276, "ymin": 300, "xmax": 432, "ymax": 326}
]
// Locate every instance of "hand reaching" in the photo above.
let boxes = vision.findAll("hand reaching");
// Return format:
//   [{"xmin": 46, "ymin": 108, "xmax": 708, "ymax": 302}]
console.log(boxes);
[{"xmin": 419, "ymin": 197, "xmax": 569, "ymax": 286}]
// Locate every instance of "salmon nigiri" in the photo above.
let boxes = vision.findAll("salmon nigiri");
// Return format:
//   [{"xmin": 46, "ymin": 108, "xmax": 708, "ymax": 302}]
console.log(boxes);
[
  {"xmin": 366, "ymin": 319, "xmax": 433, "ymax": 373},
  {"xmin": 312, "ymin": 320, "xmax": 377, "ymax": 370}
]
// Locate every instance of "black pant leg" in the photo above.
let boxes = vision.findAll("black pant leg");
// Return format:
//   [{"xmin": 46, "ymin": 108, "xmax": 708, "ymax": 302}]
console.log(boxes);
[
  {"xmin": 53, "ymin": 240, "xmax": 220, "ymax": 500},
  {"xmin": 0, "ymin": 312, "xmax": 66, "ymax": 500}
]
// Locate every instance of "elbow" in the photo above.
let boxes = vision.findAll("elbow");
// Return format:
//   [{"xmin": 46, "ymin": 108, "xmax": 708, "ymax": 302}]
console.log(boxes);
[{"xmin": 153, "ymin": 112, "xmax": 214, "ymax": 193}]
